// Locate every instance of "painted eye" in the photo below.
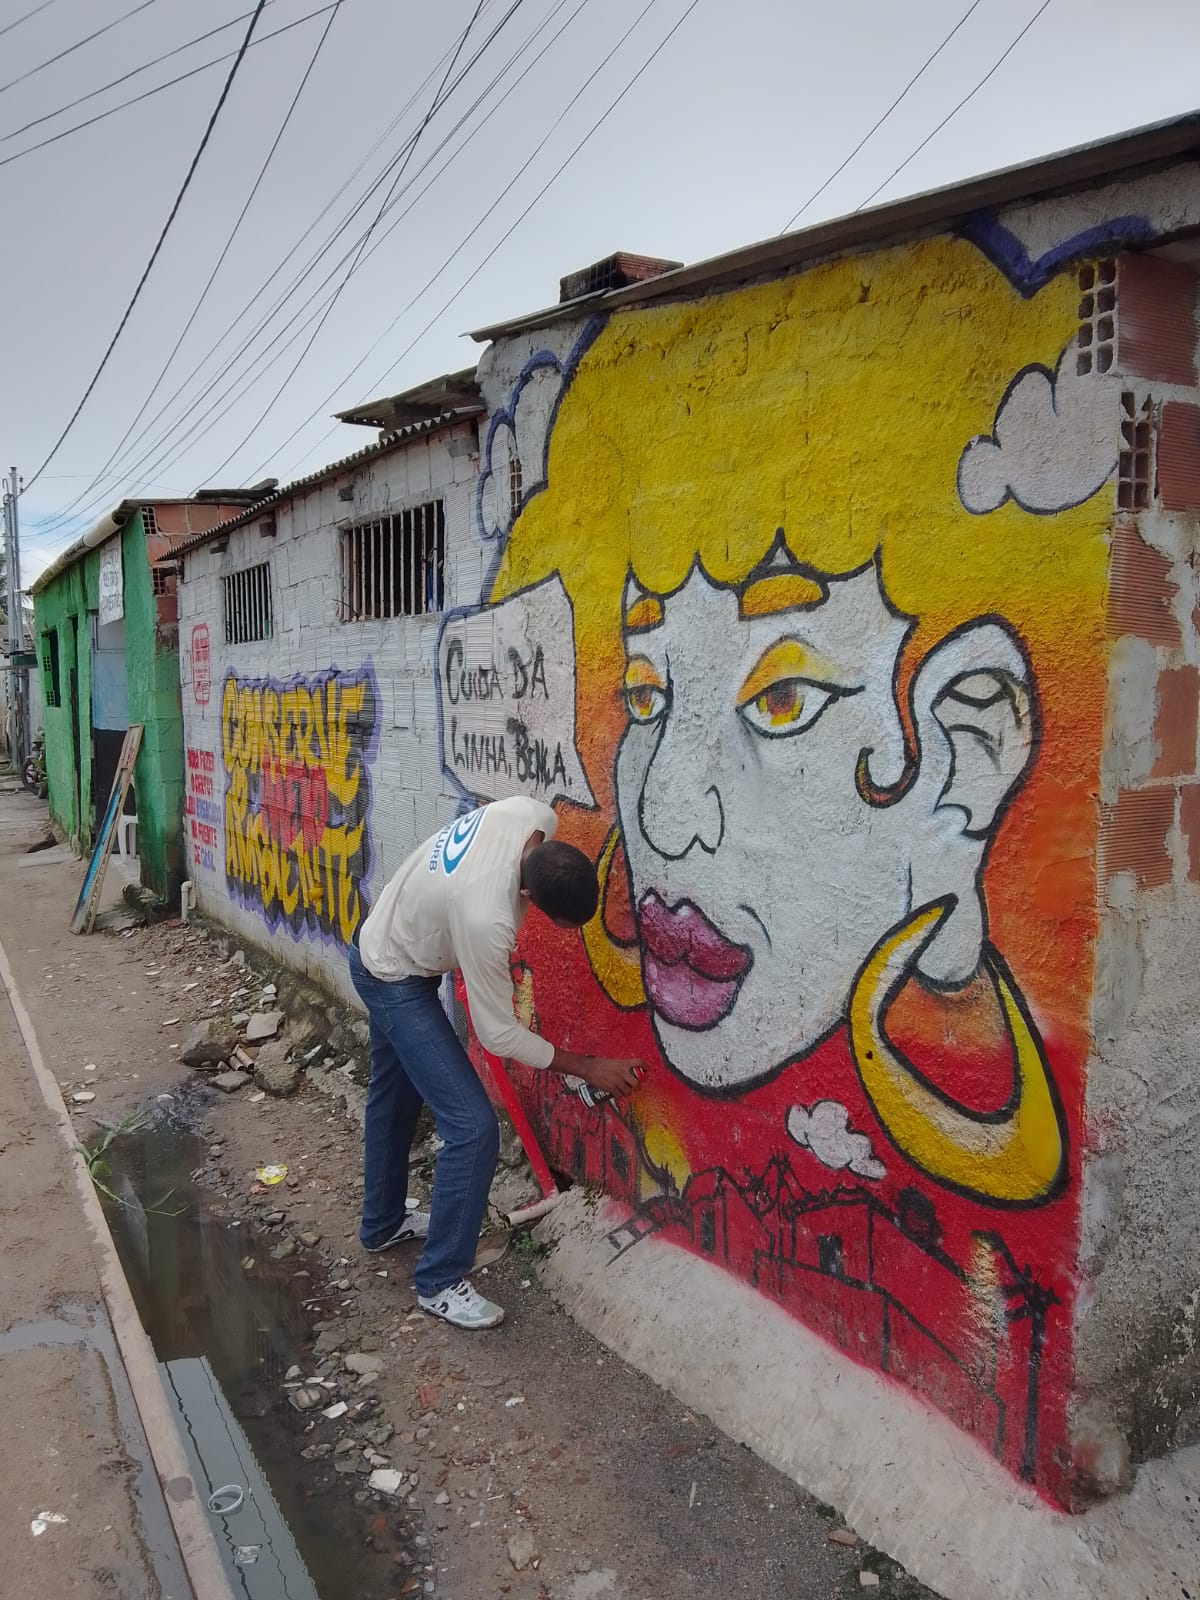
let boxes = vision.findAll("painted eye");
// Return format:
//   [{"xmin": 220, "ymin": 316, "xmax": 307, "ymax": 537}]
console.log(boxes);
[
  {"xmin": 738, "ymin": 678, "xmax": 836, "ymax": 738},
  {"xmin": 624, "ymin": 683, "xmax": 668, "ymax": 724}
]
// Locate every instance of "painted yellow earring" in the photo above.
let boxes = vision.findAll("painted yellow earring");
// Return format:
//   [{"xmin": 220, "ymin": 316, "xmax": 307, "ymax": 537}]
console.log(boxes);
[
  {"xmin": 580, "ymin": 826, "xmax": 646, "ymax": 1010},
  {"xmin": 848, "ymin": 900, "xmax": 1066, "ymax": 1207}
]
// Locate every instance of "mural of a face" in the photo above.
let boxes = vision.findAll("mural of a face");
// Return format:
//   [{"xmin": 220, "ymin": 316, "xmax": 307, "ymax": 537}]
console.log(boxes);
[
  {"xmin": 615, "ymin": 554, "xmax": 1036, "ymax": 1092},
  {"xmin": 474, "ymin": 234, "xmax": 1119, "ymax": 1498}
]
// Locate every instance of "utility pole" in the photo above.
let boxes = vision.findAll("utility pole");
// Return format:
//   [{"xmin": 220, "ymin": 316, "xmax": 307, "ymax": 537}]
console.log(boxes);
[{"xmin": 3, "ymin": 468, "xmax": 28, "ymax": 771}]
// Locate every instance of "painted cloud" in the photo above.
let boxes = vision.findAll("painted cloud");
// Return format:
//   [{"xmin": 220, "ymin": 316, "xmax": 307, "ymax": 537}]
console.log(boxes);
[
  {"xmin": 957, "ymin": 346, "xmax": 1117, "ymax": 516},
  {"xmin": 786, "ymin": 1100, "xmax": 886, "ymax": 1181}
]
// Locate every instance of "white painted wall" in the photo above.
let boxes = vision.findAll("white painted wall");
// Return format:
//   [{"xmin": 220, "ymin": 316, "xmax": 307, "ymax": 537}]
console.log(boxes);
[{"xmin": 176, "ymin": 420, "xmax": 484, "ymax": 1004}]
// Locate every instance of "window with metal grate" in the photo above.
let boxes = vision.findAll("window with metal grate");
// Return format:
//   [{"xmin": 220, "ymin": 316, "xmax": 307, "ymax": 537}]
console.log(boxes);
[
  {"xmin": 338, "ymin": 499, "xmax": 445, "ymax": 621},
  {"xmin": 223, "ymin": 562, "xmax": 272, "ymax": 644},
  {"xmin": 140, "ymin": 504, "xmax": 159, "ymax": 538},
  {"xmin": 509, "ymin": 454, "xmax": 523, "ymax": 517}
]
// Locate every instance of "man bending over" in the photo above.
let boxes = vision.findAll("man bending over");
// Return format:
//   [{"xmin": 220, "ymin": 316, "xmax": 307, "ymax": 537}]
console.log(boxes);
[{"xmin": 350, "ymin": 796, "xmax": 643, "ymax": 1330}]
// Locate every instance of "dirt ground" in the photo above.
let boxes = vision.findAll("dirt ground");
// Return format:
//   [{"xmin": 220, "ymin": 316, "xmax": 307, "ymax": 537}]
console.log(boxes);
[
  {"xmin": 0, "ymin": 787, "xmax": 190, "ymax": 1600},
  {"xmin": 0, "ymin": 783, "xmax": 934, "ymax": 1600}
]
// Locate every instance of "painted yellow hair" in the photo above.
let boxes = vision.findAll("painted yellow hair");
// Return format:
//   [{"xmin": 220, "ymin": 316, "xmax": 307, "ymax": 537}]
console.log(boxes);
[{"xmin": 491, "ymin": 235, "xmax": 1109, "ymax": 700}]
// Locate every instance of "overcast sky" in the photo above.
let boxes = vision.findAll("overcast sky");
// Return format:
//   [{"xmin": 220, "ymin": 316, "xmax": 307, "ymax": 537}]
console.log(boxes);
[{"xmin": 4, "ymin": 0, "xmax": 1199, "ymax": 580}]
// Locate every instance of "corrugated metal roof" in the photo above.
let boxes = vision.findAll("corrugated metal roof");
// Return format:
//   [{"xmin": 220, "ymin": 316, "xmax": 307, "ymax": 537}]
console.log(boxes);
[
  {"xmin": 166, "ymin": 409, "xmax": 483, "ymax": 561},
  {"xmin": 468, "ymin": 110, "xmax": 1200, "ymax": 342},
  {"xmin": 334, "ymin": 366, "xmax": 481, "ymax": 430}
]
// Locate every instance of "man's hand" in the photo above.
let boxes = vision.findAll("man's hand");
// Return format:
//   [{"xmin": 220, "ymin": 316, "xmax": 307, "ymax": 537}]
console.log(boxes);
[{"xmin": 581, "ymin": 1057, "xmax": 644, "ymax": 1098}]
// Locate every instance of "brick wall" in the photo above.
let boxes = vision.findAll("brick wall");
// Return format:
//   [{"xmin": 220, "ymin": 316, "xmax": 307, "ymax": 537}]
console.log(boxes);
[
  {"xmin": 1078, "ymin": 247, "xmax": 1200, "ymax": 1480},
  {"xmin": 1099, "ymin": 255, "xmax": 1200, "ymax": 892}
]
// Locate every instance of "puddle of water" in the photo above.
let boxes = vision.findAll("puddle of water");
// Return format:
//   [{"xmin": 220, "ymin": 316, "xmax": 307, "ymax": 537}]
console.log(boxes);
[
  {"xmin": 99, "ymin": 1121, "xmax": 421, "ymax": 1600},
  {"xmin": 0, "ymin": 1311, "xmax": 96, "ymax": 1352}
]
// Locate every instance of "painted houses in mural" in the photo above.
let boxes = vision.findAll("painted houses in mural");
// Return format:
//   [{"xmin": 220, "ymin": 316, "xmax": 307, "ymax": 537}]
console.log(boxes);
[
  {"xmin": 172, "ymin": 370, "xmax": 485, "ymax": 974},
  {"xmin": 172, "ymin": 114, "xmax": 1200, "ymax": 1512},
  {"xmin": 29, "ymin": 493, "xmax": 263, "ymax": 902}
]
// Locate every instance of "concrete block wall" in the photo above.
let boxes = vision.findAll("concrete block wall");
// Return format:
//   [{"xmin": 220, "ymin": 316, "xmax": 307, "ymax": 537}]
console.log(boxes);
[{"xmin": 176, "ymin": 421, "xmax": 481, "ymax": 1007}]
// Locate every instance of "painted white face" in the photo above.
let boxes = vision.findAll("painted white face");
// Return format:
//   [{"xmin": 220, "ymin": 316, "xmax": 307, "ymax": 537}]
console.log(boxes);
[{"xmin": 615, "ymin": 562, "xmax": 933, "ymax": 1092}]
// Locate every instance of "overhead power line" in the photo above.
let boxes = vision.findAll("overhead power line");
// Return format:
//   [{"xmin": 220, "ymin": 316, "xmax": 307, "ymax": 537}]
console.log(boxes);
[
  {"xmin": 112, "ymin": 0, "xmax": 586, "ymax": 497},
  {"xmin": 246, "ymin": 0, "xmax": 664, "ymax": 478},
  {"xmin": 0, "ymin": 2, "xmax": 335, "ymax": 170},
  {"xmin": 0, "ymin": 0, "xmax": 164, "ymax": 98},
  {"xmin": 238, "ymin": 0, "xmax": 702, "ymax": 484},
  {"xmin": 206, "ymin": 0, "xmax": 494, "ymax": 480},
  {"xmin": 89, "ymin": 0, "xmax": 348, "ymax": 512},
  {"xmin": 780, "ymin": 0, "xmax": 986, "ymax": 234},
  {"xmin": 24, "ymin": 0, "xmax": 271, "ymax": 497},
  {"xmin": 0, "ymin": 0, "xmax": 62, "ymax": 43},
  {"xmin": 108, "ymin": 0, "xmax": 582, "ymax": 506},
  {"xmin": 857, "ymin": 0, "xmax": 1057, "ymax": 211},
  {"xmin": 37, "ymin": 0, "xmax": 530, "ymax": 529},
  {"xmin": 0, "ymin": 2, "xmax": 278, "ymax": 148}
]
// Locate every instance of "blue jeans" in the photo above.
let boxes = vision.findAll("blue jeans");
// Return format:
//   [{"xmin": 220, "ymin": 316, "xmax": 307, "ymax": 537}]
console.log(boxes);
[{"xmin": 348, "ymin": 940, "xmax": 499, "ymax": 1297}]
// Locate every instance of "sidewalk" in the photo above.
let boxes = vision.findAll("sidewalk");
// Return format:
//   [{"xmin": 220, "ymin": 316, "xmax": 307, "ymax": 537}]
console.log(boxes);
[{"xmin": 0, "ymin": 787, "xmax": 198, "ymax": 1600}]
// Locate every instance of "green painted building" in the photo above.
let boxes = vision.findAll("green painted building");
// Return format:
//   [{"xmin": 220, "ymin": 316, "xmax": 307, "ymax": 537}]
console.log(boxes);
[{"xmin": 30, "ymin": 495, "xmax": 262, "ymax": 904}]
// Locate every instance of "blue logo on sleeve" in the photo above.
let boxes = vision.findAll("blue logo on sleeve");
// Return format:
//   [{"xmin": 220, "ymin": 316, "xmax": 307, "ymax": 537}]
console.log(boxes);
[{"xmin": 429, "ymin": 807, "xmax": 485, "ymax": 876}]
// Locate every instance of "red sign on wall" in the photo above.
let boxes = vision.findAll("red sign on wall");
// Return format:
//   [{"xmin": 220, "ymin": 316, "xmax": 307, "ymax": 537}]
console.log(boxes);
[{"xmin": 192, "ymin": 624, "xmax": 210, "ymax": 707}]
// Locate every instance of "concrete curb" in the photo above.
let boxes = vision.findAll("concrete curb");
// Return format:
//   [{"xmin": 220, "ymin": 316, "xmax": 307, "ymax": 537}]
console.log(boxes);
[
  {"xmin": 536, "ymin": 1189, "xmax": 1199, "ymax": 1600},
  {"xmin": 0, "ymin": 932, "xmax": 236, "ymax": 1600}
]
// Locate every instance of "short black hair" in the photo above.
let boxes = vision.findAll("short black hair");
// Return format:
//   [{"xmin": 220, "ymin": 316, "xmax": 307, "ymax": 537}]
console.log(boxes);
[{"xmin": 522, "ymin": 840, "xmax": 599, "ymax": 925}]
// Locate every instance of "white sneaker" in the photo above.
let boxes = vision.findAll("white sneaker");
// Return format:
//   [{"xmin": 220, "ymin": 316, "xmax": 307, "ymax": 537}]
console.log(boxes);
[
  {"xmin": 417, "ymin": 1278, "xmax": 505, "ymax": 1330},
  {"xmin": 363, "ymin": 1210, "xmax": 430, "ymax": 1252}
]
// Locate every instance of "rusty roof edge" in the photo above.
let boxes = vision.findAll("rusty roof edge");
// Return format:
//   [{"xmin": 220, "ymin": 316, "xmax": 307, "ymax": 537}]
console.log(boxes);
[
  {"xmin": 334, "ymin": 365, "xmax": 482, "ymax": 426},
  {"xmin": 468, "ymin": 110, "xmax": 1200, "ymax": 342},
  {"xmin": 167, "ymin": 409, "xmax": 483, "ymax": 561}
]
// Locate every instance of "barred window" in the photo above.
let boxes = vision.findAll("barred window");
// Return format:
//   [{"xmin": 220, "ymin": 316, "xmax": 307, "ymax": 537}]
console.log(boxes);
[
  {"xmin": 339, "ymin": 500, "xmax": 445, "ymax": 621},
  {"xmin": 223, "ymin": 562, "xmax": 272, "ymax": 644},
  {"xmin": 509, "ymin": 454, "xmax": 523, "ymax": 516}
]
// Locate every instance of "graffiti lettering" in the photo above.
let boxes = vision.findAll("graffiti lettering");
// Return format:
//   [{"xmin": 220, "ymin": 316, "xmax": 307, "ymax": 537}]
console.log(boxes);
[
  {"xmin": 509, "ymin": 718, "xmax": 568, "ymax": 790},
  {"xmin": 436, "ymin": 577, "xmax": 596, "ymax": 808},
  {"xmin": 220, "ymin": 667, "xmax": 377, "ymax": 947},
  {"xmin": 192, "ymin": 623, "xmax": 211, "ymax": 707},
  {"xmin": 444, "ymin": 639, "xmax": 503, "ymax": 704},
  {"xmin": 442, "ymin": 644, "xmax": 550, "ymax": 705},
  {"xmin": 186, "ymin": 747, "xmax": 220, "ymax": 875},
  {"xmin": 507, "ymin": 645, "xmax": 548, "ymax": 700},
  {"xmin": 450, "ymin": 716, "xmax": 511, "ymax": 779}
]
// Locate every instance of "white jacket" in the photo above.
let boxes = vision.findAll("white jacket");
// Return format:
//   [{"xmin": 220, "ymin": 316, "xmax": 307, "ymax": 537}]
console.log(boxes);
[{"xmin": 358, "ymin": 796, "xmax": 556, "ymax": 1070}]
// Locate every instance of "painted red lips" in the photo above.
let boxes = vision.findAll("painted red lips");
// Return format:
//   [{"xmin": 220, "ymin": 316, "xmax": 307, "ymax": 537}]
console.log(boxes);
[{"xmin": 636, "ymin": 892, "xmax": 752, "ymax": 1031}]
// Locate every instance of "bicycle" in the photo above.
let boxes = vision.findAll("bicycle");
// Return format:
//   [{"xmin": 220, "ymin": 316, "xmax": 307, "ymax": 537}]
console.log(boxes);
[{"xmin": 21, "ymin": 734, "xmax": 48, "ymax": 800}]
